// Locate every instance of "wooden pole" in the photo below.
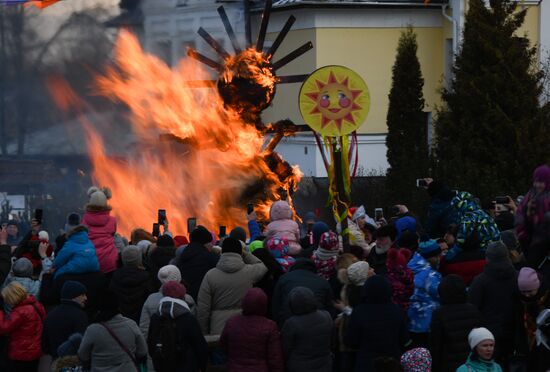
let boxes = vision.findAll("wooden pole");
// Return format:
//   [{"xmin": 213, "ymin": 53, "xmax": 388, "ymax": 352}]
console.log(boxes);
[{"xmin": 333, "ymin": 139, "xmax": 350, "ymax": 250}]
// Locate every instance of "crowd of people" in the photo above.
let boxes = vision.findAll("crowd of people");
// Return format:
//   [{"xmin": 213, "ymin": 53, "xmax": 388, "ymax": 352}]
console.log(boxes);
[{"xmin": 0, "ymin": 165, "xmax": 549, "ymax": 372}]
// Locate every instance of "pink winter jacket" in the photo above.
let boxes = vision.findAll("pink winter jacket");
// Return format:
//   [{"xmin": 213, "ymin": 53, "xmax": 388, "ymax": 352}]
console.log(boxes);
[
  {"xmin": 82, "ymin": 209, "xmax": 118, "ymax": 274},
  {"xmin": 266, "ymin": 201, "xmax": 301, "ymax": 256}
]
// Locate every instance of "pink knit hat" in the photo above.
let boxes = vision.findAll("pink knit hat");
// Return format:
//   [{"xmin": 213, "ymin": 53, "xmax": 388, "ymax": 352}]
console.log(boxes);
[{"xmin": 518, "ymin": 267, "xmax": 540, "ymax": 292}]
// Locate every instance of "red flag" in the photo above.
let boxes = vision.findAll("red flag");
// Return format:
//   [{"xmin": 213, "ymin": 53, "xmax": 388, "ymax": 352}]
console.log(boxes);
[{"xmin": 24, "ymin": 0, "xmax": 61, "ymax": 9}]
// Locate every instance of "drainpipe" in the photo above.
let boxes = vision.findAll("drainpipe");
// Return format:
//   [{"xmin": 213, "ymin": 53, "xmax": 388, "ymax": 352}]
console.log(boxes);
[
  {"xmin": 243, "ymin": 0, "xmax": 252, "ymax": 46},
  {"xmin": 442, "ymin": 4, "xmax": 458, "ymax": 57}
]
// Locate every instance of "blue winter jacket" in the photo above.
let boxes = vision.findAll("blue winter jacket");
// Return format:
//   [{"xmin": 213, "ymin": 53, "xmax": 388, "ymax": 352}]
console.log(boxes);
[
  {"xmin": 407, "ymin": 252, "xmax": 441, "ymax": 333},
  {"xmin": 53, "ymin": 230, "xmax": 100, "ymax": 278}
]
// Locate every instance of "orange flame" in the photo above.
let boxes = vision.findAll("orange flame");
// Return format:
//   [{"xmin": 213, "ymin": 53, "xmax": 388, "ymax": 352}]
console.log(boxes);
[{"xmin": 50, "ymin": 30, "xmax": 302, "ymax": 237}]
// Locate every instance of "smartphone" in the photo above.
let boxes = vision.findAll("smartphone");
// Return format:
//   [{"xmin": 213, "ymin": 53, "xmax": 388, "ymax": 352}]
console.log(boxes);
[
  {"xmin": 34, "ymin": 209, "xmax": 43, "ymax": 223},
  {"xmin": 375, "ymin": 208, "xmax": 384, "ymax": 221},
  {"xmin": 152, "ymin": 223, "xmax": 160, "ymax": 238},
  {"xmin": 495, "ymin": 196, "xmax": 509, "ymax": 204},
  {"xmin": 219, "ymin": 225, "xmax": 227, "ymax": 238},
  {"xmin": 187, "ymin": 217, "xmax": 197, "ymax": 234},
  {"xmin": 158, "ymin": 209, "xmax": 167, "ymax": 225},
  {"xmin": 247, "ymin": 202, "xmax": 254, "ymax": 215},
  {"xmin": 416, "ymin": 179, "xmax": 428, "ymax": 188}
]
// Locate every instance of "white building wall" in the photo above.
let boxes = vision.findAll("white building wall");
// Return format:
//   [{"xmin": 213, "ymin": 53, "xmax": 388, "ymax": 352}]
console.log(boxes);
[
  {"xmin": 273, "ymin": 134, "xmax": 389, "ymax": 177},
  {"xmin": 541, "ymin": 0, "xmax": 550, "ymax": 60}
]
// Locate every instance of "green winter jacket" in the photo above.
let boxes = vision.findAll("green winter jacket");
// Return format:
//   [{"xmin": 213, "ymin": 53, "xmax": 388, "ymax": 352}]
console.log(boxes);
[{"xmin": 456, "ymin": 353, "xmax": 503, "ymax": 372}]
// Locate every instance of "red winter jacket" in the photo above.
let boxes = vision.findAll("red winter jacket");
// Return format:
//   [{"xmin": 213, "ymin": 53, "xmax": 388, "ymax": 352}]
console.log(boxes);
[
  {"xmin": 82, "ymin": 208, "xmax": 118, "ymax": 274},
  {"xmin": 386, "ymin": 248, "xmax": 414, "ymax": 313},
  {"xmin": 220, "ymin": 288, "xmax": 284, "ymax": 372},
  {"xmin": 0, "ymin": 296, "xmax": 45, "ymax": 361},
  {"xmin": 440, "ymin": 251, "xmax": 486, "ymax": 286}
]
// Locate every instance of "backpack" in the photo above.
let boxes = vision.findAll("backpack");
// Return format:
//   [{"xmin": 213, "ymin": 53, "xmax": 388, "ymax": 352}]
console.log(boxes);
[{"xmin": 148, "ymin": 315, "xmax": 185, "ymax": 371}]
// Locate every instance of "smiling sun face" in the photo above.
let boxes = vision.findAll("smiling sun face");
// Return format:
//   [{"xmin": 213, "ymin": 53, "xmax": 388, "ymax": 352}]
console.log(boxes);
[{"xmin": 300, "ymin": 66, "xmax": 370, "ymax": 137}]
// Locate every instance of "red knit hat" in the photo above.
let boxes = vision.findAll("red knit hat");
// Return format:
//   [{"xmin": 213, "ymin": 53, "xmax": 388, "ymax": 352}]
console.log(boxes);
[
  {"xmin": 161, "ymin": 281, "xmax": 187, "ymax": 300},
  {"xmin": 173, "ymin": 235, "xmax": 189, "ymax": 247}
]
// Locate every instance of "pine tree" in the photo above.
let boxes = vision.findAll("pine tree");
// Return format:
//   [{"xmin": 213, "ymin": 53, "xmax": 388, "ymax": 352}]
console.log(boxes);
[
  {"xmin": 434, "ymin": 0, "xmax": 548, "ymax": 199},
  {"xmin": 385, "ymin": 28, "xmax": 429, "ymax": 205}
]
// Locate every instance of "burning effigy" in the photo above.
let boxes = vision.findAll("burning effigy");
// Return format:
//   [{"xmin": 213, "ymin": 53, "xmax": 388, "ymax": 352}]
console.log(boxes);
[{"xmin": 66, "ymin": 2, "xmax": 313, "ymax": 235}]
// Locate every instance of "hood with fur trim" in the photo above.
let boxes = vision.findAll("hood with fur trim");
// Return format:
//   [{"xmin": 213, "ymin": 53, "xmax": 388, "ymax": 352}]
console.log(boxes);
[{"xmin": 270, "ymin": 200, "xmax": 293, "ymax": 221}]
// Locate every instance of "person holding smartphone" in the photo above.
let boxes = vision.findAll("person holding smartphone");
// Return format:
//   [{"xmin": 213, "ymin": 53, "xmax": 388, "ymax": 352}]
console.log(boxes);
[{"xmin": 424, "ymin": 179, "xmax": 461, "ymax": 239}]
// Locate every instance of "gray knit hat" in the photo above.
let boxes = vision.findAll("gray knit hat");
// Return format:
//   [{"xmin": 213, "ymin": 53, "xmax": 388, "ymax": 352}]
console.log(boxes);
[
  {"xmin": 157, "ymin": 265, "xmax": 181, "ymax": 285},
  {"xmin": 13, "ymin": 258, "xmax": 33, "ymax": 278},
  {"xmin": 121, "ymin": 245, "xmax": 142, "ymax": 268},
  {"xmin": 486, "ymin": 241, "xmax": 509, "ymax": 263}
]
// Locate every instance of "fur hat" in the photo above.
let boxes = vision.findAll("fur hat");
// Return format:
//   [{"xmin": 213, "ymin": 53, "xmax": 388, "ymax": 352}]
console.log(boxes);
[
  {"xmin": 347, "ymin": 261, "xmax": 370, "ymax": 286},
  {"xmin": 158, "ymin": 265, "xmax": 181, "ymax": 285},
  {"xmin": 468, "ymin": 327, "xmax": 495, "ymax": 349},
  {"xmin": 121, "ymin": 245, "xmax": 142, "ymax": 267},
  {"xmin": 86, "ymin": 186, "xmax": 112, "ymax": 209},
  {"xmin": 12, "ymin": 258, "xmax": 33, "ymax": 278}
]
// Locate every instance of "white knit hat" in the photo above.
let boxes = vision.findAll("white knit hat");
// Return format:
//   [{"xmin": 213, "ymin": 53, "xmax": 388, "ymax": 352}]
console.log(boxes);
[
  {"xmin": 468, "ymin": 327, "xmax": 495, "ymax": 349},
  {"xmin": 38, "ymin": 231, "xmax": 49, "ymax": 241},
  {"xmin": 158, "ymin": 265, "xmax": 182, "ymax": 285},
  {"xmin": 347, "ymin": 261, "xmax": 370, "ymax": 287}
]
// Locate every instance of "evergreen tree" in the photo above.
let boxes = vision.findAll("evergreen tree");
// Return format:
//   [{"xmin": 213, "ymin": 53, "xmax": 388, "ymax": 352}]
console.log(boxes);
[
  {"xmin": 385, "ymin": 28, "xmax": 429, "ymax": 205},
  {"xmin": 434, "ymin": 0, "xmax": 548, "ymax": 199}
]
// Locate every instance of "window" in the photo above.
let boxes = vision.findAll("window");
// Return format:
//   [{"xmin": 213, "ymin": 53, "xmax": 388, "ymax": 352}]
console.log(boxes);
[{"xmin": 154, "ymin": 40, "xmax": 172, "ymax": 66}]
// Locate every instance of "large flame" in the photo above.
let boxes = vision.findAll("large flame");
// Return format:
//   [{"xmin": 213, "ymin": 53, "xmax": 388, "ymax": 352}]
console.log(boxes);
[{"xmin": 51, "ymin": 30, "xmax": 302, "ymax": 236}]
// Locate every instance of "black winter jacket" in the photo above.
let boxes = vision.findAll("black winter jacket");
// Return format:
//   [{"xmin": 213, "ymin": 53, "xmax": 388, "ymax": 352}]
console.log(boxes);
[
  {"xmin": 109, "ymin": 266, "xmax": 156, "ymax": 323},
  {"xmin": 147, "ymin": 246, "xmax": 176, "ymax": 290},
  {"xmin": 272, "ymin": 259, "xmax": 334, "ymax": 326},
  {"xmin": 0, "ymin": 245, "xmax": 11, "ymax": 284},
  {"xmin": 367, "ymin": 249, "xmax": 388, "ymax": 276},
  {"xmin": 345, "ymin": 275, "xmax": 409, "ymax": 372},
  {"xmin": 281, "ymin": 287, "xmax": 333, "ymax": 372},
  {"xmin": 40, "ymin": 271, "xmax": 109, "ymax": 321},
  {"xmin": 468, "ymin": 261, "xmax": 520, "ymax": 343},
  {"xmin": 175, "ymin": 242, "xmax": 219, "ymax": 301},
  {"xmin": 148, "ymin": 297, "xmax": 208, "ymax": 372},
  {"xmin": 42, "ymin": 300, "xmax": 88, "ymax": 358},
  {"xmin": 430, "ymin": 275, "xmax": 482, "ymax": 372}
]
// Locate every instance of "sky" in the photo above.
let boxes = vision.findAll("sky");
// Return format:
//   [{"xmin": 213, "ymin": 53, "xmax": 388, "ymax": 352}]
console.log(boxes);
[{"xmin": 28, "ymin": 0, "xmax": 121, "ymax": 40}]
